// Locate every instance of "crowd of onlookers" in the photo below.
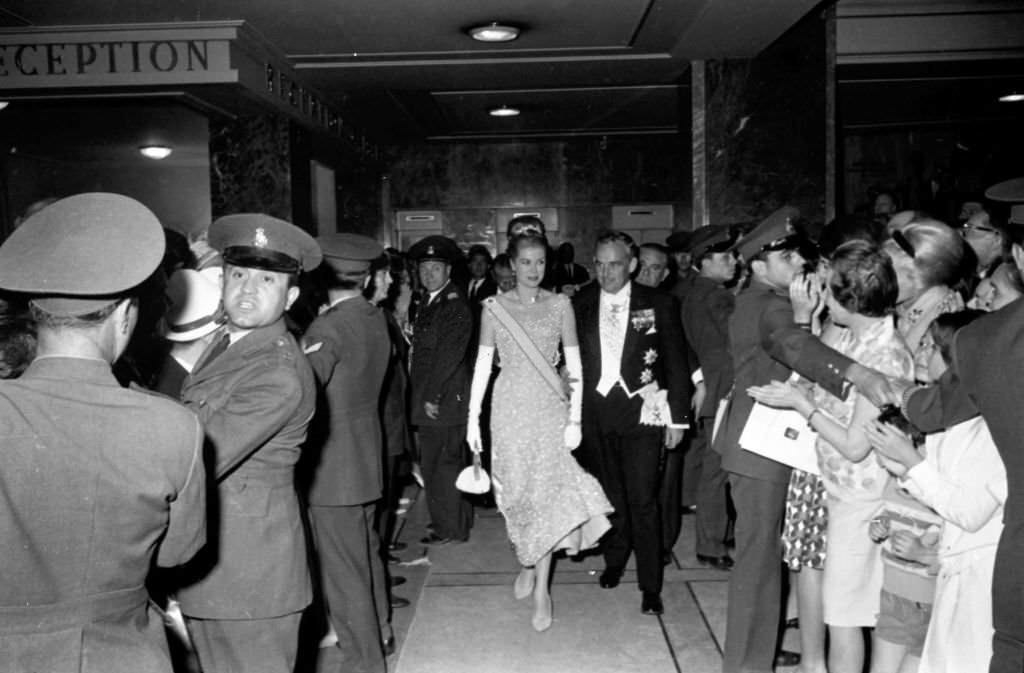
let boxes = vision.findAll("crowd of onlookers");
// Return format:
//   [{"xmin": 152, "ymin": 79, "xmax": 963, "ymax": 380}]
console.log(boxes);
[{"xmin": 2, "ymin": 179, "xmax": 1024, "ymax": 673}]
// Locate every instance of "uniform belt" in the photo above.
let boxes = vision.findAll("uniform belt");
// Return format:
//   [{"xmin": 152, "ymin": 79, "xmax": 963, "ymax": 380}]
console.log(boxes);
[
  {"xmin": 0, "ymin": 585, "xmax": 148, "ymax": 633},
  {"xmin": 232, "ymin": 467, "xmax": 295, "ymax": 487}
]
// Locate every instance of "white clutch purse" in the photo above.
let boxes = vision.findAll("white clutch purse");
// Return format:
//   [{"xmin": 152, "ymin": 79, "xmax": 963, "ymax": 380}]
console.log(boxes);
[{"xmin": 455, "ymin": 453, "xmax": 491, "ymax": 494}]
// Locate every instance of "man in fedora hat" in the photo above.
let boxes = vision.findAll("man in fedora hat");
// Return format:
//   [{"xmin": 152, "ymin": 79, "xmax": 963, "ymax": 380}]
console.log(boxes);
[
  {"xmin": 408, "ymin": 235, "xmax": 474, "ymax": 545},
  {"xmin": 0, "ymin": 193, "xmax": 207, "ymax": 673},
  {"xmin": 176, "ymin": 213, "xmax": 321, "ymax": 673},
  {"xmin": 152, "ymin": 268, "xmax": 224, "ymax": 397},
  {"xmin": 301, "ymin": 233, "xmax": 394, "ymax": 673}
]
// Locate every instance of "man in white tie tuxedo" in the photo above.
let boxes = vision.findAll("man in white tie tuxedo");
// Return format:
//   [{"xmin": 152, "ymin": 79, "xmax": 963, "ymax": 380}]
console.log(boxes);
[{"xmin": 573, "ymin": 230, "xmax": 693, "ymax": 616}]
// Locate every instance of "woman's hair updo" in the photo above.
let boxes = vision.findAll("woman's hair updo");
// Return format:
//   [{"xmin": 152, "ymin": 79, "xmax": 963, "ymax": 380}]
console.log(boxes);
[{"xmin": 507, "ymin": 231, "xmax": 549, "ymax": 259}]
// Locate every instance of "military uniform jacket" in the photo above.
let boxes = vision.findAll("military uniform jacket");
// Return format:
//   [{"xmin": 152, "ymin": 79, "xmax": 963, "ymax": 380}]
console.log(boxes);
[
  {"xmin": 178, "ymin": 320, "xmax": 315, "ymax": 619},
  {"xmin": 409, "ymin": 281, "xmax": 472, "ymax": 427},
  {"xmin": 713, "ymin": 280, "xmax": 851, "ymax": 483},
  {"xmin": 302, "ymin": 296, "xmax": 390, "ymax": 507},
  {"xmin": 574, "ymin": 281, "xmax": 693, "ymax": 428},
  {"xmin": 681, "ymin": 275, "xmax": 735, "ymax": 419},
  {"xmin": 904, "ymin": 298, "xmax": 1024, "ymax": 641},
  {"xmin": 0, "ymin": 357, "xmax": 205, "ymax": 673}
]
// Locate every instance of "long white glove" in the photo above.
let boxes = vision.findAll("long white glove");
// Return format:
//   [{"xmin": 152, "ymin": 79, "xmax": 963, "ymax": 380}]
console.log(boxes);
[
  {"xmin": 563, "ymin": 345, "xmax": 583, "ymax": 449},
  {"xmin": 466, "ymin": 345, "xmax": 495, "ymax": 454}
]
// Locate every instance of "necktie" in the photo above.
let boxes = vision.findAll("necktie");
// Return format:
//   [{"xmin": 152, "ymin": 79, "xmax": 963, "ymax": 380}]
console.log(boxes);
[
  {"xmin": 198, "ymin": 333, "xmax": 230, "ymax": 371},
  {"xmin": 597, "ymin": 300, "xmax": 627, "ymax": 395}
]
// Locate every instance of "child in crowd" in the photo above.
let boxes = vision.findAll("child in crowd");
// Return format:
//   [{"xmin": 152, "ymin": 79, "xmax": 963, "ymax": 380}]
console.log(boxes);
[
  {"xmin": 866, "ymin": 404, "xmax": 939, "ymax": 673},
  {"xmin": 866, "ymin": 310, "xmax": 1006, "ymax": 673}
]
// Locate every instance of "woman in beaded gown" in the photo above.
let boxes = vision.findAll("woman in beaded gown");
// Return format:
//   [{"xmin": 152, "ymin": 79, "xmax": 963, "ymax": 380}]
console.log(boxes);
[{"xmin": 467, "ymin": 231, "xmax": 612, "ymax": 633}]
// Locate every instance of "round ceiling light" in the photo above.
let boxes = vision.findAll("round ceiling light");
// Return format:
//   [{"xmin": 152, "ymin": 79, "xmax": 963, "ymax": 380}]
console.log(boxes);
[
  {"xmin": 139, "ymin": 145, "xmax": 173, "ymax": 160},
  {"xmin": 0, "ymin": 101, "xmax": 9, "ymax": 111},
  {"xmin": 468, "ymin": 23, "xmax": 520, "ymax": 42},
  {"xmin": 999, "ymin": 92, "xmax": 1024, "ymax": 103},
  {"xmin": 489, "ymin": 106, "xmax": 521, "ymax": 118}
]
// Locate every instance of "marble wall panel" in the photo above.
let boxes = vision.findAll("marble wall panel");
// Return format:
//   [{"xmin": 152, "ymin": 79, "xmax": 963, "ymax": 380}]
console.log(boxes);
[{"xmin": 705, "ymin": 8, "xmax": 829, "ymax": 227}]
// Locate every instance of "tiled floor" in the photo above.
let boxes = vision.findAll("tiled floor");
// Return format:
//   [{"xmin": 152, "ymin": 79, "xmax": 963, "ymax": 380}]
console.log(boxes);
[{"xmin": 381, "ymin": 486, "xmax": 796, "ymax": 673}]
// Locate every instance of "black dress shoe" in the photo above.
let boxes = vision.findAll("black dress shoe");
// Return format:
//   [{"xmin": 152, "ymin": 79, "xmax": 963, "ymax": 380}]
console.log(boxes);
[
  {"xmin": 389, "ymin": 541, "xmax": 408, "ymax": 552},
  {"xmin": 383, "ymin": 636, "xmax": 396, "ymax": 656},
  {"xmin": 696, "ymin": 553, "xmax": 734, "ymax": 571},
  {"xmin": 391, "ymin": 575, "xmax": 407, "ymax": 587},
  {"xmin": 641, "ymin": 591, "xmax": 664, "ymax": 615},
  {"xmin": 420, "ymin": 533, "xmax": 452, "ymax": 546},
  {"xmin": 390, "ymin": 595, "xmax": 410, "ymax": 609},
  {"xmin": 598, "ymin": 567, "xmax": 623, "ymax": 589},
  {"xmin": 774, "ymin": 649, "xmax": 801, "ymax": 667}
]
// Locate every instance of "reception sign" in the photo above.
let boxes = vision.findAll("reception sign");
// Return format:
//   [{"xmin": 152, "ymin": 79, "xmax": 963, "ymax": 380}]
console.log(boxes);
[{"xmin": 0, "ymin": 22, "xmax": 357, "ymax": 143}]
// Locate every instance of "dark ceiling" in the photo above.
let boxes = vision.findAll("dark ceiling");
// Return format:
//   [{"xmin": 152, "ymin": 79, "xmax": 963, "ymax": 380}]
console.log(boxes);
[
  {"xmin": 1, "ymin": 0, "xmax": 1023, "ymax": 142},
  {"xmin": 0, "ymin": 0, "xmax": 822, "ymax": 141}
]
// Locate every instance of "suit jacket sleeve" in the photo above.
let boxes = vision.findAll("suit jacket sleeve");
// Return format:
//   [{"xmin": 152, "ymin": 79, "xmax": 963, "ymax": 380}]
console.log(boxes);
[
  {"xmin": 763, "ymin": 314, "xmax": 853, "ymax": 399},
  {"xmin": 157, "ymin": 412, "xmax": 207, "ymax": 567},
  {"xmin": 423, "ymin": 298, "xmax": 471, "ymax": 404},
  {"xmin": 657, "ymin": 293, "xmax": 692, "ymax": 425},
  {"xmin": 193, "ymin": 367, "xmax": 305, "ymax": 479},
  {"xmin": 304, "ymin": 315, "xmax": 344, "ymax": 385},
  {"xmin": 904, "ymin": 332, "xmax": 979, "ymax": 432}
]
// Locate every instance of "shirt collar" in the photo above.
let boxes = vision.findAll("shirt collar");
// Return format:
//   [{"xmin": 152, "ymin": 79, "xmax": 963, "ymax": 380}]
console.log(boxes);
[
  {"xmin": 600, "ymin": 282, "xmax": 632, "ymax": 304},
  {"xmin": 427, "ymin": 279, "xmax": 450, "ymax": 303}
]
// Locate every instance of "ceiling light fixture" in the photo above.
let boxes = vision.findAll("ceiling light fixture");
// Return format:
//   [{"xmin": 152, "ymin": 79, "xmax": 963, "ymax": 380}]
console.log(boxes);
[
  {"xmin": 468, "ymin": 22, "xmax": 520, "ymax": 42},
  {"xmin": 999, "ymin": 92, "xmax": 1024, "ymax": 103},
  {"xmin": 0, "ymin": 101, "xmax": 8, "ymax": 111},
  {"xmin": 489, "ymin": 105, "xmax": 521, "ymax": 117},
  {"xmin": 138, "ymin": 145, "xmax": 173, "ymax": 160}
]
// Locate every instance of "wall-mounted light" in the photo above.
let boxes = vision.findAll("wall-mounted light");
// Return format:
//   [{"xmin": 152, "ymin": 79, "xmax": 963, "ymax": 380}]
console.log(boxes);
[
  {"xmin": 468, "ymin": 23, "xmax": 520, "ymax": 42},
  {"xmin": 489, "ymin": 105, "xmax": 521, "ymax": 117},
  {"xmin": 138, "ymin": 145, "xmax": 173, "ymax": 160},
  {"xmin": 999, "ymin": 92, "xmax": 1024, "ymax": 103},
  {"xmin": 0, "ymin": 102, "xmax": 9, "ymax": 111}
]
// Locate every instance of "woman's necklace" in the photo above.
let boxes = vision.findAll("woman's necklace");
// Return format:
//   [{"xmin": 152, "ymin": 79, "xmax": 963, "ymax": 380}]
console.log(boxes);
[{"xmin": 516, "ymin": 289, "xmax": 540, "ymax": 304}]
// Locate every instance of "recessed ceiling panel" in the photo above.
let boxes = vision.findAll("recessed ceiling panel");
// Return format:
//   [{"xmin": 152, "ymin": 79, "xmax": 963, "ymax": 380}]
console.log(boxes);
[{"xmin": 430, "ymin": 86, "xmax": 680, "ymax": 138}]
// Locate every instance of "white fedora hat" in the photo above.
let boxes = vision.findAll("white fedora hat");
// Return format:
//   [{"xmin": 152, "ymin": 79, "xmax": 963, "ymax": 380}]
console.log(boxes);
[{"xmin": 159, "ymin": 269, "xmax": 223, "ymax": 342}]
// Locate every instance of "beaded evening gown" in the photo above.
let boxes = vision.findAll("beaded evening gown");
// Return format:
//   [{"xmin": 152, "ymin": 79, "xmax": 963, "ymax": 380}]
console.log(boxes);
[{"xmin": 487, "ymin": 293, "xmax": 612, "ymax": 566}]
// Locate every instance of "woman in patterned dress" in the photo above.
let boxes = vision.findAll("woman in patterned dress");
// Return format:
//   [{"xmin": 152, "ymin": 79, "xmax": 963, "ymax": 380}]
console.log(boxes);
[{"xmin": 466, "ymin": 231, "xmax": 612, "ymax": 632}]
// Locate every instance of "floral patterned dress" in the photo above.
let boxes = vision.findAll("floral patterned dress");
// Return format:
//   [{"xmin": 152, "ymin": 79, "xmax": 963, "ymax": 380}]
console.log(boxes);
[
  {"xmin": 812, "ymin": 316, "xmax": 914, "ymax": 626},
  {"xmin": 487, "ymin": 294, "xmax": 612, "ymax": 566}
]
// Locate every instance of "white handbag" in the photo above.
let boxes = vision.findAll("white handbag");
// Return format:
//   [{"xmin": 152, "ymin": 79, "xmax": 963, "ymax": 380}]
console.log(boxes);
[
  {"xmin": 455, "ymin": 452, "xmax": 491, "ymax": 494},
  {"xmin": 738, "ymin": 401, "xmax": 820, "ymax": 475}
]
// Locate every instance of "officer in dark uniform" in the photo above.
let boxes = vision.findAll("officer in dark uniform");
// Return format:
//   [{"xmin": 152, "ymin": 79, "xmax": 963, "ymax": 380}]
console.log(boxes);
[
  {"xmin": 301, "ymin": 233, "xmax": 392, "ymax": 673},
  {"xmin": 177, "ymin": 214, "xmax": 321, "ymax": 673},
  {"xmin": 678, "ymin": 224, "xmax": 737, "ymax": 570},
  {"xmin": 407, "ymin": 235, "xmax": 473, "ymax": 544},
  {"xmin": 0, "ymin": 193, "xmax": 207, "ymax": 673}
]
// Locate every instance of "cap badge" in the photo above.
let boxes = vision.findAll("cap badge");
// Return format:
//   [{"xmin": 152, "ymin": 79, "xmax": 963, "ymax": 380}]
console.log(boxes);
[
  {"xmin": 426, "ymin": 245, "xmax": 435, "ymax": 256},
  {"xmin": 253, "ymin": 228, "xmax": 269, "ymax": 248}
]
